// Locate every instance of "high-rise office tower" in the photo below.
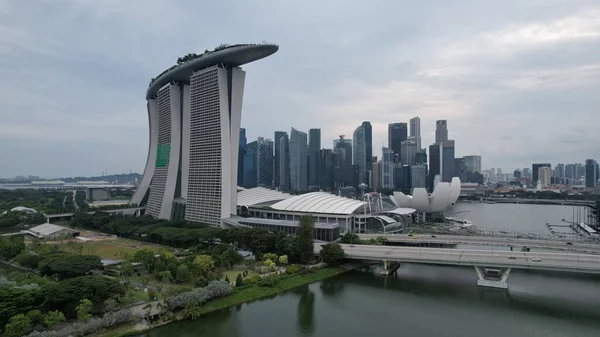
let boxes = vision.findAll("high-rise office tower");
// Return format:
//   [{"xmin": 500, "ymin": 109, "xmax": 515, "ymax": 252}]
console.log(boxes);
[
  {"xmin": 565, "ymin": 164, "xmax": 575, "ymax": 180},
  {"xmin": 532, "ymin": 163, "xmax": 551, "ymax": 184},
  {"xmin": 243, "ymin": 141, "xmax": 258, "ymax": 189},
  {"xmin": 308, "ymin": 128, "xmax": 321, "ymax": 188},
  {"xmin": 514, "ymin": 170, "xmax": 522, "ymax": 179},
  {"xmin": 353, "ymin": 123, "xmax": 371, "ymax": 185},
  {"xmin": 237, "ymin": 128, "xmax": 247, "ymax": 187},
  {"xmin": 290, "ymin": 128, "xmax": 308, "ymax": 191},
  {"xmin": 382, "ymin": 147, "xmax": 395, "ymax": 189},
  {"xmin": 334, "ymin": 136, "xmax": 353, "ymax": 166},
  {"xmin": 278, "ymin": 133, "xmax": 290, "ymax": 191},
  {"xmin": 454, "ymin": 158, "xmax": 467, "ymax": 181},
  {"xmin": 435, "ymin": 120, "xmax": 448, "ymax": 144},
  {"xmin": 273, "ymin": 131, "xmax": 287, "ymax": 188},
  {"xmin": 463, "ymin": 155, "xmax": 482, "ymax": 174},
  {"xmin": 440, "ymin": 140, "xmax": 455, "ymax": 182},
  {"xmin": 585, "ymin": 159, "xmax": 597, "ymax": 187},
  {"xmin": 538, "ymin": 167, "xmax": 552, "ymax": 188},
  {"xmin": 363, "ymin": 122, "xmax": 373, "ymax": 180},
  {"xmin": 388, "ymin": 123, "xmax": 408, "ymax": 162},
  {"xmin": 400, "ymin": 139, "xmax": 418, "ymax": 166},
  {"xmin": 394, "ymin": 165, "xmax": 412, "ymax": 192},
  {"xmin": 411, "ymin": 165, "xmax": 427, "ymax": 189},
  {"xmin": 522, "ymin": 168, "xmax": 531, "ymax": 180},
  {"xmin": 410, "ymin": 117, "xmax": 421, "ymax": 150},
  {"xmin": 132, "ymin": 44, "xmax": 278, "ymax": 226},
  {"xmin": 319, "ymin": 149, "xmax": 334, "ymax": 190},
  {"xmin": 257, "ymin": 137, "xmax": 274, "ymax": 187},
  {"xmin": 415, "ymin": 150, "xmax": 427, "ymax": 165},
  {"xmin": 427, "ymin": 144, "xmax": 441, "ymax": 191},
  {"xmin": 372, "ymin": 160, "xmax": 382, "ymax": 188},
  {"xmin": 575, "ymin": 163, "xmax": 584, "ymax": 180}
]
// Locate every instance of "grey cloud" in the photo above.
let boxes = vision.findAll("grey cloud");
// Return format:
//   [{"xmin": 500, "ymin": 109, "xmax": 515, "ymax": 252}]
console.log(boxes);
[{"xmin": 0, "ymin": 0, "xmax": 599, "ymax": 177}]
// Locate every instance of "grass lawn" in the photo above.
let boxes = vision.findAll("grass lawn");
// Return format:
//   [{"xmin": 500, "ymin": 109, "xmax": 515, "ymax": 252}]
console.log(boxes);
[
  {"xmin": 222, "ymin": 267, "xmax": 255, "ymax": 281},
  {"xmin": 199, "ymin": 267, "xmax": 345, "ymax": 315},
  {"xmin": 57, "ymin": 240, "xmax": 167, "ymax": 259}
]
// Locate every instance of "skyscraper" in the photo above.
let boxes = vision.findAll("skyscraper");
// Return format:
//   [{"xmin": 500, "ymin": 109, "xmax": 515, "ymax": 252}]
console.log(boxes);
[
  {"xmin": 463, "ymin": 155, "xmax": 482, "ymax": 174},
  {"xmin": 388, "ymin": 123, "xmax": 407, "ymax": 162},
  {"xmin": 411, "ymin": 165, "xmax": 427, "ymax": 189},
  {"xmin": 131, "ymin": 44, "xmax": 278, "ymax": 226},
  {"xmin": 538, "ymin": 167, "xmax": 552, "ymax": 188},
  {"xmin": 278, "ymin": 133, "xmax": 290, "ymax": 191},
  {"xmin": 257, "ymin": 137, "xmax": 274, "ymax": 187},
  {"xmin": 382, "ymin": 147, "xmax": 395, "ymax": 189},
  {"xmin": 427, "ymin": 144, "xmax": 441, "ymax": 191},
  {"xmin": 243, "ymin": 141, "xmax": 258, "ymax": 189},
  {"xmin": 290, "ymin": 128, "xmax": 308, "ymax": 191},
  {"xmin": 454, "ymin": 158, "xmax": 467, "ymax": 182},
  {"xmin": 585, "ymin": 159, "xmax": 597, "ymax": 187},
  {"xmin": 435, "ymin": 120, "xmax": 448, "ymax": 144},
  {"xmin": 353, "ymin": 124, "xmax": 367, "ymax": 184},
  {"xmin": 334, "ymin": 136, "xmax": 352, "ymax": 166},
  {"xmin": 440, "ymin": 140, "xmax": 455, "ymax": 182},
  {"xmin": 319, "ymin": 149, "xmax": 334, "ymax": 190},
  {"xmin": 400, "ymin": 139, "xmax": 418, "ymax": 166},
  {"xmin": 308, "ymin": 128, "xmax": 321, "ymax": 188},
  {"xmin": 237, "ymin": 128, "xmax": 247, "ymax": 187},
  {"xmin": 532, "ymin": 163, "xmax": 551, "ymax": 184},
  {"xmin": 410, "ymin": 117, "xmax": 421, "ymax": 150},
  {"xmin": 273, "ymin": 131, "xmax": 287, "ymax": 188},
  {"xmin": 372, "ymin": 160, "xmax": 382, "ymax": 188}
]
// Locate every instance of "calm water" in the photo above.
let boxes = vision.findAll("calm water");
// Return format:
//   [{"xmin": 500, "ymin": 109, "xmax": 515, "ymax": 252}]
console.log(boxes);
[
  {"xmin": 449, "ymin": 203, "xmax": 578, "ymax": 232},
  {"xmin": 138, "ymin": 204, "xmax": 600, "ymax": 337}
]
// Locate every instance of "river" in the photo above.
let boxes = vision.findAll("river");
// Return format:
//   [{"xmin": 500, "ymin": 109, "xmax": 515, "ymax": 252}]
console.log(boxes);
[{"xmin": 137, "ymin": 203, "xmax": 600, "ymax": 337}]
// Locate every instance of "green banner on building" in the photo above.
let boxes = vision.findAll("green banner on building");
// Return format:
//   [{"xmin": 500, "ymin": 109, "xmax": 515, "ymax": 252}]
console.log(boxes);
[{"xmin": 155, "ymin": 143, "xmax": 171, "ymax": 168}]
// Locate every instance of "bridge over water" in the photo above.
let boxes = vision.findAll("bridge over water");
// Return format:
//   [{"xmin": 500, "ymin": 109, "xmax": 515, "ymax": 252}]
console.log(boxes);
[{"xmin": 315, "ymin": 243, "xmax": 600, "ymax": 289}]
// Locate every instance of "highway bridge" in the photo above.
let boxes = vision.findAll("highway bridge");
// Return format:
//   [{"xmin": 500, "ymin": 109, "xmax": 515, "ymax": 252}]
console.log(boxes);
[
  {"xmin": 483, "ymin": 198, "xmax": 596, "ymax": 206},
  {"xmin": 315, "ymin": 243, "xmax": 600, "ymax": 289},
  {"xmin": 46, "ymin": 207, "xmax": 144, "ymax": 221},
  {"xmin": 358, "ymin": 234, "xmax": 600, "ymax": 255}
]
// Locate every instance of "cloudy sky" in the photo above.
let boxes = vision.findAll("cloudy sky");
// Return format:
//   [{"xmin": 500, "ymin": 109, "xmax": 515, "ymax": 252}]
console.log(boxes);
[{"xmin": 1, "ymin": 0, "xmax": 599, "ymax": 178}]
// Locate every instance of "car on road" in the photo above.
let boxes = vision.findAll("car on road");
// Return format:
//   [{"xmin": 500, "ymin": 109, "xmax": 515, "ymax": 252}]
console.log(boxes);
[
  {"xmin": 566, "ymin": 242, "xmax": 573, "ymax": 245},
  {"xmin": 532, "ymin": 258, "xmax": 542, "ymax": 262},
  {"xmin": 508, "ymin": 256, "xmax": 517, "ymax": 259},
  {"xmin": 408, "ymin": 234, "xmax": 413, "ymax": 237},
  {"xmin": 431, "ymin": 235, "xmax": 437, "ymax": 238}
]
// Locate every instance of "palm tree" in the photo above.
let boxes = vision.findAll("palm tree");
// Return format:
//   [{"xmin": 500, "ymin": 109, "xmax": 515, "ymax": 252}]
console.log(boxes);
[{"xmin": 184, "ymin": 302, "xmax": 202, "ymax": 320}]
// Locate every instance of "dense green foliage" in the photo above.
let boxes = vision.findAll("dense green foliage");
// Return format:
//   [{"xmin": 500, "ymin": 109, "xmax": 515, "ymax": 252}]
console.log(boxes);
[
  {"xmin": 41, "ymin": 276, "xmax": 125, "ymax": 316},
  {"xmin": 319, "ymin": 243, "xmax": 346, "ymax": 266},
  {"xmin": 0, "ymin": 235, "xmax": 26, "ymax": 259},
  {"xmin": 297, "ymin": 216, "xmax": 315, "ymax": 264},
  {"xmin": 0, "ymin": 285, "xmax": 43, "ymax": 328},
  {"xmin": 0, "ymin": 189, "xmax": 71, "ymax": 215},
  {"xmin": 39, "ymin": 255, "xmax": 102, "ymax": 279}
]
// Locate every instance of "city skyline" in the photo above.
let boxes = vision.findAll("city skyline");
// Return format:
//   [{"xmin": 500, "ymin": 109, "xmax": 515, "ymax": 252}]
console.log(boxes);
[{"xmin": 1, "ymin": 1, "xmax": 600, "ymax": 178}]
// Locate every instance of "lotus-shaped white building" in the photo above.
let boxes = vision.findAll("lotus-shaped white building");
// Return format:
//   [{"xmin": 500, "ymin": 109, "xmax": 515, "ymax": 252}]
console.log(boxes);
[{"xmin": 391, "ymin": 177, "xmax": 461, "ymax": 213}]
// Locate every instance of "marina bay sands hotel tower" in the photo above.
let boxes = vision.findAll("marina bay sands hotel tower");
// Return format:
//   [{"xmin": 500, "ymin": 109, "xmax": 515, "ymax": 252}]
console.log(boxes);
[{"xmin": 131, "ymin": 44, "xmax": 278, "ymax": 226}]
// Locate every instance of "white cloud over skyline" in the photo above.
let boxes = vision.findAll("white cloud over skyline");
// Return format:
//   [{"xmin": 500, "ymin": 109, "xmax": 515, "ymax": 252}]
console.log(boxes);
[{"xmin": 0, "ymin": 0, "xmax": 599, "ymax": 178}]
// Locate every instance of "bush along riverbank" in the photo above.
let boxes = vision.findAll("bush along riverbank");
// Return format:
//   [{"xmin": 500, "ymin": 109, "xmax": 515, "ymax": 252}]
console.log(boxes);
[{"xmin": 106, "ymin": 266, "xmax": 348, "ymax": 337}]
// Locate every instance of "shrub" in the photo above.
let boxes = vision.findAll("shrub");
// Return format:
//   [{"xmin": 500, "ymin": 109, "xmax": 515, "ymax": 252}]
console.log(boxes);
[
  {"xmin": 285, "ymin": 264, "xmax": 304, "ymax": 275},
  {"xmin": 245, "ymin": 274, "xmax": 262, "ymax": 285},
  {"xmin": 257, "ymin": 275, "xmax": 279, "ymax": 288},
  {"xmin": 262, "ymin": 253, "xmax": 278, "ymax": 262},
  {"xmin": 235, "ymin": 274, "xmax": 243, "ymax": 287},
  {"xmin": 165, "ymin": 280, "xmax": 232, "ymax": 311},
  {"xmin": 278, "ymin": 255, "xmax": 288, "ymax": 265}
]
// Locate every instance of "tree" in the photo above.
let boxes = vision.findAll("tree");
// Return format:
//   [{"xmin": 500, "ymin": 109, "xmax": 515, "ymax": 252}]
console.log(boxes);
[
  {"xmin": 263, "ymin": 253, "xmax": 278, "ymax": 262},
  {"xmin": 235, "ymin": 274, "xmax": 243, "ymax": 287},
  {"xmin": 144, "ymin": 303, "xmax": 153, "ymax": 318},
  {"xmin": 184, "ymin": 301, "xmax": 201, "ymax": 320},
  {"xmin": 297, "ymin": 215, "xmax": 315, "ymax": 265},
  {"xmin": 320, "ymin": 243, "xmax": 346, "ymax": 266},
  {"xmin": 156, "ymin": 270, "xmax": 173, "ymax": 283},
  {"xmin": 0, "ymin": 235, "xmax": 26, "ymax": 260},
  {"xmin": 76, "ymin": 298, "xmax": 93, "ymax": 321},
  {"xmin": 43, "ymin": 310, "xmax": 66, "ymax": 328},
  {"xmin": 191, "ymin": 255, "xmax": 215, "ymax": 277},
  {"xmin": 278, "ymin": 255, "xmax": 289, "ymax": 265},
  {"xmin": 40, "ymin": 254, "xmax": 102, "ymax": 279},
  {"xmin": 103, "ymin": 298, "xmax": 117, "ymax": 313},
  {"xmin": 176, "ymin": 264, "xmax": 191, "ymax": 283},
  {"xmin": 133, "ymin": 249, "xmax": 156, "ymax": 272},
  {"xmin": 221, "ymin": 248, "xmax": 243, "ymax": 268},
  {"xmin": 148, "ymin": 291, "xmax": 157, "ymax": 301},
  {"xmin": 224, "ymin": 275, "xmax": 230, "ymax": 283},
  {"xmin": 13, "ymin": 252, "xmax": 40, "ymax": 269},
  {"xmin": 120, "ymin": 260, "xmax": 134, "ymax": 277},
  {"xmin": 0, "ymin": 286, "xmax": 43, "ymax": 328},
  {"xmin": 26, "ymin": 309, "xmax": 43, "ymax": 326},
  {"xmin": 341, "ymin": 232, "xmax": 360, "ymax": 244},
  {"xmin": 42, "ymin": 276, "xmax": 125, "ymax": 317},
  {"xmin": 4, "ymin": 314, "xmax": 32, "ymax": 337}
]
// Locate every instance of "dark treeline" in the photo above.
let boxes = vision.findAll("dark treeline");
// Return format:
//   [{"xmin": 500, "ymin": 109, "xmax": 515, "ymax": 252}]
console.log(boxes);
[{"xmin": 71, "ymin": 213, "xmax": 302, "ymax": 260}]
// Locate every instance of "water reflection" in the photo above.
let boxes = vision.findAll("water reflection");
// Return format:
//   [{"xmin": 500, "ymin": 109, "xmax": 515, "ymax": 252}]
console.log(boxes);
[
  {"xmin": 319, "ymin": 278, "xmax": 345, "ymax": 297},
  {"xmin": 296, "ymin": 285, "xmax": 315, "ymax": 335}
]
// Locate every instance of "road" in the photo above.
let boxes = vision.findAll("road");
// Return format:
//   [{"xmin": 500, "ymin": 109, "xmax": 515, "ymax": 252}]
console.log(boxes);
[
  {"xmin": 315, "ymin": 243, "xmax": 600, "ymax": 274},
  {"xmin": 358, "ymin": 233, "xmax": 600, "ymax": 255}
]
